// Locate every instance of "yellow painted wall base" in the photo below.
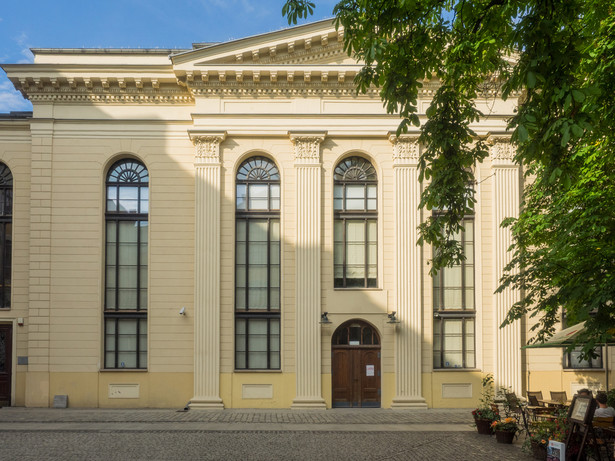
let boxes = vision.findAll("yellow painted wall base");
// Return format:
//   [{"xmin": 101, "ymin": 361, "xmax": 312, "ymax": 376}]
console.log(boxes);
[
  {"xmin": 220, "ymin": 373, "xmax": 295, "ymax": 408},
  {"xmin": 42, "ymin": 372, "xmax": 193, "ymax": 408},
  {"xmin": 25, "ymin": 372, "xmax": 50, "ymax": 407},
  {"xmin": 425, "ymin": 372, "xmax": 484, "ymax": 409}
]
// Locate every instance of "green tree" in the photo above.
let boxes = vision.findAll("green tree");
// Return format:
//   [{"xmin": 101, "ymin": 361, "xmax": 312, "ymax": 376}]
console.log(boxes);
[{"xmin": 283, "ymin": 0, "xmax": 615, "ymax": 354}]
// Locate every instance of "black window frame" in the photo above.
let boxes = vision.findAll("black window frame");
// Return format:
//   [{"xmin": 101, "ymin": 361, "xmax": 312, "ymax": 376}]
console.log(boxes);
[
  {"xmin": 433, "ymin": 215, "xmax": 476, "ymax": 369},
  {"xmin": 104, "ymin": 159, "xmax": 149, "ymax": 370},
  {"xmin": 561, "ymin": 314, "xmax": 603, "ymax": 370},
  {"xmin": 0, "ymin": 163, "xmax": 12, "ymax": 309},
  {"xmin": 235, "ymin": 156, "xmax": 281, "ymax": 370},
  {"xmin": 333, "ymin": 156, "xmax": 378, "ymax": 289}
]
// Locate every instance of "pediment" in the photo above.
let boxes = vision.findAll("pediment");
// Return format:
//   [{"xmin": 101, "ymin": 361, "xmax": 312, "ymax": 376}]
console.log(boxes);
[{"xmin": 171, "ymin": 18, "xmax": 358, "ymax": 71}]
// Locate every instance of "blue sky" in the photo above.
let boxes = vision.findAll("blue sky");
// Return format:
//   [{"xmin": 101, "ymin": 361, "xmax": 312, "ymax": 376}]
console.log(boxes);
[{"xmin": 0, "ymin": 0, "xmax": 338, "ymax": 112}]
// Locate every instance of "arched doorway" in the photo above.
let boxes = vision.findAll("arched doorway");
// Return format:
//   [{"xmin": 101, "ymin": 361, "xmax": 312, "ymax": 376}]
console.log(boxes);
[{"xmin": 331, "ymin": 320, "xmax": 381, "ymax": 408}]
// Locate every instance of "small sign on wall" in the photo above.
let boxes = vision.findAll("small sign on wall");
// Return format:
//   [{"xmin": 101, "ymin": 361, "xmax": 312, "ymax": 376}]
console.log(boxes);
[{"xmin": 366, "ymin": 365, "xmax": 375, "ymax": 377}]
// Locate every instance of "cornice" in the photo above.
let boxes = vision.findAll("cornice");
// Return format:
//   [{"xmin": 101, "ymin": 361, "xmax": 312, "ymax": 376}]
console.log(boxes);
[{"xmin": 8, "ymin": 76, "xmax": 192, "ymax": 104}]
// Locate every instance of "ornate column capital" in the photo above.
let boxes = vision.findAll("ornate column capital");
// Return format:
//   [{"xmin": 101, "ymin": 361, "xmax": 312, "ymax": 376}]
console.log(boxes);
[
  {"xmin": 189, "ymin": 130, "xmax": 227, "ymax": 165},
  {"xmin": 487, "ymin": 133, "xmax": 516, "ymax": 166},
  {"xmin": 389, "ymin": 134, "xmax": 420, "ymax": 166},
  {"xmin": 289, "ymin": 131, "xmax": 327, "ymax": 165}
]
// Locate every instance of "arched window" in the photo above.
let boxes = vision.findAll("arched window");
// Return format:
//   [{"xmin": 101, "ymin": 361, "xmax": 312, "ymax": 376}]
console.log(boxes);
[
  {"xmin": 235, "ymin": 156, "xmax": 280, "ymax": 370},
  {"xmin": 433, "ymin": 216, "xmax": 475, "ymax": 369},
  {"xmin": 0, "ymin": 164, "xmax": 12, "ymax": 309},
  {"xmin": 332, "ymin": 320, "xmax": 380, "ymax": 346},
  {"xmin": 333, "ymin": 156, "xmax": 378, "ymax": 288},
  {"xmin": 104, "ymin": 159, "xmax": 148, "ymax": 369}
]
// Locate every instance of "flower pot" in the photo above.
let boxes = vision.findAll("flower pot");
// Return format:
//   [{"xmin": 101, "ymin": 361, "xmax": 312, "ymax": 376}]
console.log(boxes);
[
  {"xmin": 495, "ymin": 430, "xmax": 515, "ymax": 444},
  {"xmin": 530, "ymin": 440, "xmax": 547, "ymax": 460},
  {"xmin": 475, "ymin": 418, "xmax": 493, "ymax": 435}
]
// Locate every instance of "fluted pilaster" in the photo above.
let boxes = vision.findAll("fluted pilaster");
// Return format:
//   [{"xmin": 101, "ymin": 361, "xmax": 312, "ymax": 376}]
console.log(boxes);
[
  {"xmin": 189, "ymin": 131, "xmax": 226, "ymax": 409},
  {"xmin": 390, "ymin": 135, "xmax": 428, "ymax": 408},
  {"xmin": 290, "ymin": 131, "xmax": 327, "ymax": 409},
  {"xmin": 489, "ymin": 134, "xmax": 522, "ymax": 394}
]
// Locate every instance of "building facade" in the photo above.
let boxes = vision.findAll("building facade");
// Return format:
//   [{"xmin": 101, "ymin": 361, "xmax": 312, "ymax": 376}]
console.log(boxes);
[{"xmin": 0, "ymin": 20, "xmax": 612, "ymax": 408}]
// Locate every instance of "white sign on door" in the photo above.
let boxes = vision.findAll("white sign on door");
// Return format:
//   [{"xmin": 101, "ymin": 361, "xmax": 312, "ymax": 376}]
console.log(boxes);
[{"xmin": 366, "ymin": 365, "xmax": 375, "ymax": 377}]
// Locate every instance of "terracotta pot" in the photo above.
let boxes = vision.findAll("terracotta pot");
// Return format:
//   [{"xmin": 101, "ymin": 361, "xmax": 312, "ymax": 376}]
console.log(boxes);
[
  {"xmin": 530, "ymin": 440, "xmax": 547, "ymax": 460},
  {"xmin": 495, "ymin": 430, "xmax": 515, "ymax": 444},
  {"xmin": 475, "ymin": 418, "xmax": 493, "ymax": 435}
]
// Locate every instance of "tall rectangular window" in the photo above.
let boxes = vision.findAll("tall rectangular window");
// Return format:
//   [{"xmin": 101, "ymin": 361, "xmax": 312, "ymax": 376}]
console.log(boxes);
[
  {"xmin": 235, "ymin": 157, "xmax": 281, "ymax": 370},
  {"xmin": 0, "ymin": 164, "xmax": 12, "ymax": 309},
  {"xmin": 433, "ymin": 217, "xmax": 475, "ymax": 369},
  {"xmin": 104, "ymin": 160, "xmax": 148, "ymax": 369},
  {"xmin": 333, "ymin": 156, "xmax": 378, "ymax": 288}
]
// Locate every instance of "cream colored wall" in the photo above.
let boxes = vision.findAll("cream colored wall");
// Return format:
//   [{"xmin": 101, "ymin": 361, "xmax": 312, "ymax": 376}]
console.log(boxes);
[{"xmin": 0, "ymin": 121, "xmax": 32, "ymax": 406}]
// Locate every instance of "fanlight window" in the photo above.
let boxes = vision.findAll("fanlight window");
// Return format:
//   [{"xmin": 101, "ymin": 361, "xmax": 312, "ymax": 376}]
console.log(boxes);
[
  {"xmin": 333, "ymin": 321, "xmax": 380, "ymax": 346},
  {"xmin": 236, "ymin": 157, "xmax": 280, "ymax": 212}
]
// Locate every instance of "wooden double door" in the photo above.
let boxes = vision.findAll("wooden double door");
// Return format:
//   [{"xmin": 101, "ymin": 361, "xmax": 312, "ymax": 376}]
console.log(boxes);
[
  {"xmin": 0, "ymin": 324, "xmax": 11, "ymax": 406},
  {"xmin": 332, "ymin": 347, "xmax": 381, "ymax": 408}
]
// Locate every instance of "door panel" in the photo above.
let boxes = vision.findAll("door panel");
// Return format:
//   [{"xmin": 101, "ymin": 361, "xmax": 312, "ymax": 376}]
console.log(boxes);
[
  {"xmin": 0, "ymin": 324, "xmax": 12, "ymax": 406},
  {"xmin": 332, "ymin": 349, "xmax": 352, "ymax": 407},
  {"xmin": 332, "ymin": 347, "xmax": 380, "ymax": 408},
  {"xmin": 359, "ymin": 349, "xmax": 380, "ymax": 407}
]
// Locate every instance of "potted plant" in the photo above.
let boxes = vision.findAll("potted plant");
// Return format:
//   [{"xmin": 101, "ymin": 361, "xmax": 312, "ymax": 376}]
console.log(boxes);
[
  {"xmin": 472, "ymin": 374, "xmax": 499, "ymax": 435},
  {"xmin": 491, "ymin": 417, "xmax": 519, "ymax": 444},
  {"xmin": 523, "ymin": 421, "xmax": 553, "ymax": 459}
]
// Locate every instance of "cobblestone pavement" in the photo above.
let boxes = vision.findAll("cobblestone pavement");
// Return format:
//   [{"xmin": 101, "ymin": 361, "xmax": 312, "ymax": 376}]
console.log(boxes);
[{"xmin": 0, "ymin": 408, "xmax": 533, "ymax": 460}]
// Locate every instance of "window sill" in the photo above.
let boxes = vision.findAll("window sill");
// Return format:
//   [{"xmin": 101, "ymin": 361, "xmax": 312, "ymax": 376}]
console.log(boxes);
[
  {"xmin": 334, "ymin": 288, "xmax": 382, "ymax": 291},
  {"xmin": 563, "ymin": 368, "xmax": 604, "ymax": 372},
  {"xmin": 100, "ymin": 368, "xmax": 148, "ymax": 372},
  {"xmin": 433, "ymin": 368, "xmax": 481, "ymax": 372},
  {"xmin": 234, "ymin": 369, "xmax": 282, "ymax": 373}
]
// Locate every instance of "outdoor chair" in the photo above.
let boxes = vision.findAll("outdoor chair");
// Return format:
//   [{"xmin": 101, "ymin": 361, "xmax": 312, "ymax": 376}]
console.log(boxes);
[
  {"xmin": 504, "ymin": 391, "xmax": 530, "ymax": 434},
  {"xmin": 526, "ymin": 392, "xmax": 552, "ymax": 421},
  {"xmin": 550, "ymin": 391, "xmax": 568, "ymax": 403},
  {"xmin": 589, "ymin": 417, "xmax": 614, "ymax": 460},
  {"xmin": 527, "ymin": 391, "xmax": 545, "ymax": 405}
]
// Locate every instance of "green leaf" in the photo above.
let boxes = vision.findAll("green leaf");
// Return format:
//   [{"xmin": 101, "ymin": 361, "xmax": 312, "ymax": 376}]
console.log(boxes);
[{"xmin": 527, "ymin": 71, "xmax": 536, "ymax": 89}]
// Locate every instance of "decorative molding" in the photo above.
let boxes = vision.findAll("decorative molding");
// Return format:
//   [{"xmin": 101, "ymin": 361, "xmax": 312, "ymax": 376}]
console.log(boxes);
[
  {"xmin": 487, "ymin": 134, "xmax": 516, "ymax": 163},
  {"xmin": 289, "ymin": 131, "xmax": 326, "ymax": 163},
  {"xmin": 189, "ymin": 131, "xmax": 227, "ymax": 162},
  {"xmin": 389, "ymin": 134, "xmax": 421, "ymax": 164}
]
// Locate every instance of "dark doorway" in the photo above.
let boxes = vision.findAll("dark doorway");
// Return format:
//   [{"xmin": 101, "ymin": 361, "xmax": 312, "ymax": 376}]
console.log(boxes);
[
  {"xmin": 0, "ymin": 324, "xmax": 12, "ymax": 406},
  {"xmin": 331, "ymin": 320, "xmax": 381, "ymax": 408}
]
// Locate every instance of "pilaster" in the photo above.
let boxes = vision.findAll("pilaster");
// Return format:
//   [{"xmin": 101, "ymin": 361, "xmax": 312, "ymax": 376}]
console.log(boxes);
[
  {"xmin": 189, "ymin": 130, "xmax": 226, "ymax": 409},
  {"xmin": 389, "ymin": 135, "xmax": 428, "ymax": 408},
  {"xmin": 289, "ymin": 131, "xmax": 327, "ymax": 409},
  {"xmin": 26, "ymin": 120, "xmax": 54, "ymax": 407},
  {"xmin": 489, "ymin": 133, "xmax": 522, "ymax": 394}
]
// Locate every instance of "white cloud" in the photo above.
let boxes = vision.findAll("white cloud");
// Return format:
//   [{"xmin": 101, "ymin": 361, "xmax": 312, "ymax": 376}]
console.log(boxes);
[{"xmin": 0, "ymin": 80, "xmax": 32, "ymax": 113}]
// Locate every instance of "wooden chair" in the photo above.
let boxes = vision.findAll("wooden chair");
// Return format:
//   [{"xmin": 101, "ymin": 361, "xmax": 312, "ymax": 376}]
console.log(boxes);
[
  {"xmin": 526, "ymin": 391, "xmax": 552, "ymax": 421},
  {"xmin": 590, "ymin": 417, "xmax": 614, "ymax": 460},
  {"xmin": 504, "ymin": 391, "xmax": 530, "ymax": 434},
  {"xmin": 527, "ymin": 391, "xmax": 544, "ymax": 404},
  {"xmin": 550, "ymin": 391, "xmax": 567, "ymax": 403}
]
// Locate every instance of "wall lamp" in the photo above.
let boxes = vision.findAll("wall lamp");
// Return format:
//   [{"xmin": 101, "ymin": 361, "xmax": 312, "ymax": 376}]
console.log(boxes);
[
  {"xmin": 319, "ymin": 312, "xmax": 331, "ymax": 324},
  {"xmin": 387, "ymin": 311, "xmax": 400, "ymax": 324}
]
